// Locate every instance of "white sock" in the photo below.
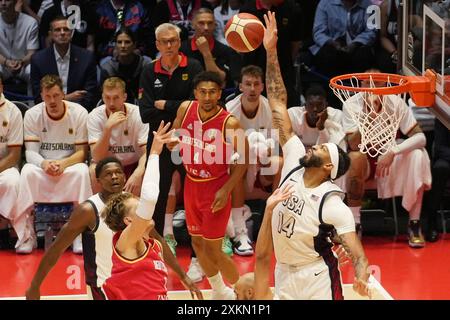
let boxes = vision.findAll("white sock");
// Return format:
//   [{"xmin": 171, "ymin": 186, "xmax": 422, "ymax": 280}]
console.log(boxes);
[
  {"xmin": 232, "ymin": 207, "xmax": 247, "ymax": 234},
  {"xmin": 208, "ymin": 272, "xmax": 227, "ymax": 292},
  {"xmin": 226, "ymin": 215, "xmax": 235, "ymax": 238},
  {"xmin": 163, "ymin": 214, "xmax": 174, "ymax": 236},
  {"xmin": 350, "ymin": 206, "xmax": 361, "ymax": 224}
]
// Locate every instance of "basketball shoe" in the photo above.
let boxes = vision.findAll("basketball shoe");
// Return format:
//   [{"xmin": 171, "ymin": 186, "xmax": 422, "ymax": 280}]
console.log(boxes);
[
  {"xmin": 187, "ymin": 257, "xmax": 205, "ymax": 283},
  {"xmin": 408, "ymin": 220, "xmax": 425, "ymax": 248}
]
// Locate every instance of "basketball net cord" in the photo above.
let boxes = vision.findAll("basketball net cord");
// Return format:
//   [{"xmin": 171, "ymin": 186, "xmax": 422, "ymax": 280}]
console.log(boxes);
[{"xmin": 331, "ymin": 76, "xmax": 408, "ymax": 158}]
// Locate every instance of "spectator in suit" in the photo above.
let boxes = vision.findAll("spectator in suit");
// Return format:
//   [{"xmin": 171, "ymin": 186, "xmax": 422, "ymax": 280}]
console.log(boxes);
[
  {"xmin": 31, "ymin": 15, "xmax": 98, "ymax": 110},
  {"xmin": 39, "ymin": 0, "xmax": 97, "ymax": 51}
]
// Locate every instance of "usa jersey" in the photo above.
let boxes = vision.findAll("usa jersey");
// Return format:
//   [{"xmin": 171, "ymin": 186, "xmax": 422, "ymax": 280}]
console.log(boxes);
[
  {"xmin": 179, "ymin": 101, "xmax": 233, "ymax": 180},
  {"xmin": 272, "ymin": 136, "xmax": 354, "ymax": 266},
  {"xmin": 102, "ymin": 232, "xmax": 169, "ymax": 300},
  {"xmin": 24, "ymin": 101, "xmax": 88, "ymax": 159}
]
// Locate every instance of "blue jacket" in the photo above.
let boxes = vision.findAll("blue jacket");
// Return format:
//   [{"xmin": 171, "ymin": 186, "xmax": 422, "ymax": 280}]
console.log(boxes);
[
  {"xmin": 310, "ymin": 0, "xmax": 377, "ymax": 55},
  {"xmin": 30, "ymin": 44, "xmax": 98, "ymax": 110}
]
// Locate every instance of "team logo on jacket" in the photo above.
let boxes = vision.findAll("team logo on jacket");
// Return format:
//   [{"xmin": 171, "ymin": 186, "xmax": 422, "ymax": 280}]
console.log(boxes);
[
  {"xmin": 138, "ymin": 88, "xmax": 143, "ymax": 99},
  {"xmin": 154, "ymin": 79, "xmax": 162, "ymax": 88},
  {"xmin": 182, "ymin": 73, "xmax": 188, "ymax": 81}
]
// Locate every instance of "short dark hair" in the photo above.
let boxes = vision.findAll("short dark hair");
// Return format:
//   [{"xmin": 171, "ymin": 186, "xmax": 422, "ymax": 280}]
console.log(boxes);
[
  {"xmin": 49, "ymin": 15, "xmax": 68, "ymax": 30},
  {"xmin": 305, "ymin": 84, "xmax": 327, "ymax": 99},
  {"xmin": 335, "ymin": 146, "xmax": 351, "ymax": 180},
  {"xmin": 193, "ymin": 7, "xmax": 214, "ymax": 20},
  {"xmin": 115, "ymin": 26, "xmax": 137, "ymax": 43},
  {"xmin": 193, "ymin": 71, "xmax": 224, "ymax": 89},
  {"xmin": 240, "ymin": 65, "xmax": 264, "ymax": 83},
  {"xmin": 95, "ymin": 157, "xmax": 123, "ymax": 178}
]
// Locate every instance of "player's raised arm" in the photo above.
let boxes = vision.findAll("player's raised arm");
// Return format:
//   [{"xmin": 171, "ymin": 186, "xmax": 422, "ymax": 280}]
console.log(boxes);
[{"xmin": 263, "ymin": 11, "xmax": 294, "ymax": 147}]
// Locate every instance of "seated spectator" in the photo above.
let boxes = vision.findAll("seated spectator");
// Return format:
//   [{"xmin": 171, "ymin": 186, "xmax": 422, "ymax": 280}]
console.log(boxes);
[
  {"xmin": 226, "ymin": 65, "xmax": 281, "ymax": 256},
  {"xmin": 31, "ymin": 15, "xmax": 98, "ymax": 110},
  {"xmin": 0, "ymin": 0, "xmax": 39, "ymax": 93},
  {"xmin": 0, "ymin": 75, "xmax": 23, "ymax": 249},
  {"xmin": 95, "ymin": 0, "xmax": 154, "ymax": 62},
  {"xmin": 213, "ymin": 0, "xmax": 243, "ymax": 46},
  {"xmin": 180, "ymin": 7, "xmax": 240, "ymax": 88},
  {"xmin": 13, "ymin": 74, "xmax": 92, "ymax": 254},
  {"xmin": 87, "ymin": 77, "xmax": 148, "ymax": 197},
  {"xmin": 39, "ymin": 0, "xmax": 97, "ymax": 51},
  {"xmin": 423, "ymin": 119, "xmax": 450, "ymax": 242},
  {"xmin": 309, "ymin": 0, "xmax": 377, "ymax": 78},
  {"xmin": 151, "ymin": 0, "xmax": 211, "ymax": 41},
  {"xmin": 288, "ymin": 84, "xmax": 346, "ymax": 188},
  {"xmin": 343, "ymin": 69, "xmax": 431, "ymax": 246},
  {"xmin": 100, "ymin": 27, "xmax": 151, "ymax": 104},
  {"xmin": 240, "ymin": 0, "xmax": 302, "ymax": 107}
]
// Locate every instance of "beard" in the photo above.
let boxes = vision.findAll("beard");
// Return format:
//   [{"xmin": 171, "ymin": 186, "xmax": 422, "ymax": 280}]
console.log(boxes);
[{"xmin": 299, "ymin": 153, "xmax": 323, "ymax": 168}]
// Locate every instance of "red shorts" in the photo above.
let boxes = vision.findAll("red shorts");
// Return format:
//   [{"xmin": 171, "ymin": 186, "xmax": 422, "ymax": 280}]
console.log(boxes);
[{"xmin": 184, "ymin": 174, "xmax": 231, "ymax": 240}]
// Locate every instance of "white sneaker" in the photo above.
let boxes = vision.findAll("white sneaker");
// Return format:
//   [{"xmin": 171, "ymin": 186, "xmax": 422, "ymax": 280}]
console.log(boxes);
[
  {"xmin": 211, "ymin": 286, "xmax": 236, "ymax": 300},
  {"xmin": 15, "ymin": 236, "xmax": 37, "ymax": 254},
  {"xmin": 72, "ymin": 235, "xmax": 83, "ymax": 254},
  {"xmin": 186, "ymin": 257, "xmax": 205, "ymax": 283},
  {"xmin": 233, "ymin": 231, "xmax": 254, "ymax": 256}
]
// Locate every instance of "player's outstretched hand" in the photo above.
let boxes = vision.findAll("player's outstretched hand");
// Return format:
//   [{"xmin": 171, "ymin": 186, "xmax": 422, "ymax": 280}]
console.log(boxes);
[
  {"xmin": 262, "ymin": 11, "xmax": 277, "ymax": 52},
  {"xmin": 150, "ymin": 121, "xmax": 174, "ymax": 156},
  {"xmin": 181, "ymin": 275, "xmax": 204, "ymax": 300},
  {"xmin": 266, "ymin": 183, "xmax": 294, "ymax": 211}
]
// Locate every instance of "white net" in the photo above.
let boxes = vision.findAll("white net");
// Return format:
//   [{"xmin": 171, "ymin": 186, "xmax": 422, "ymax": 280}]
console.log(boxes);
[{"xmin": 330, "ymin": 75, "xmax": 408, "ymax": 158}]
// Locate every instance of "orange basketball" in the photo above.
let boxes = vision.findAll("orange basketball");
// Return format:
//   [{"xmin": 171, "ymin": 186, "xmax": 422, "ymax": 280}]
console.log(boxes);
[{"xmin": 224, "ymin": 13, "xmax": 264, "ymax": 53}]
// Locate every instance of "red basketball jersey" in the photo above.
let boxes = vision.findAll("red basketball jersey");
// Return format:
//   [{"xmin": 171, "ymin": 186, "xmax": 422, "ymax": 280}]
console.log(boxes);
[
  {"xmin": 102, "ymin": 232, "xmax": 168, "ymax": 300},
  {"xmin": 179, "ymin": 101, "xmax": 233, "ymax": 181}
]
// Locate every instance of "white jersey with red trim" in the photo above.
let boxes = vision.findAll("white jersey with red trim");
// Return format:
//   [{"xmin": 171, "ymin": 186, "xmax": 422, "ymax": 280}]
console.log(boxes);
[
  {"xmin": 24, "ymin": 100, "xmax": 88, "ymax": 160},
  {"xmin": 0, "ymin": 94, "xmax": 23, "ymax": 160},
  {"xmin": 87, "ymin": 103, "xmax": 148, "ymax": 166},
  {"xmin": 342, "ymin": 93, "xmax": 417, "ymax": 135},
  {"xmin": 272, "ymin": 135, "xmax": 355, "ymax": 267},
  {"xmin": 226, "ymin": 94, "xmax": 273, "ymax": 132}
]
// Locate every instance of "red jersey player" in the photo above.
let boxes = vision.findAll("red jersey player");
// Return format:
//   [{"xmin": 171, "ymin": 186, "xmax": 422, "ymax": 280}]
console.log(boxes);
[
  {"xmin": 169, "ymin": 71, "xmax": 249, "ymax": 300},
  {"xmin": 101, "ymin": 121, "xmax": 175, "ymax": 300}
]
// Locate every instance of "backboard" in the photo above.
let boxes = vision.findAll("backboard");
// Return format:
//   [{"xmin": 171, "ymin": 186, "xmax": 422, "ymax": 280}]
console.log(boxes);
[{"xmin": 401, "ymin": 0, "xmax": 450, "ymax": 129}]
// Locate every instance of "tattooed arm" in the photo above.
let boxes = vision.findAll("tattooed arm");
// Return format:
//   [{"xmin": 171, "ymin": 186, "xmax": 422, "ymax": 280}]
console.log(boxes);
[
  {"xmin": 338, "ymin": 232, "xmax": 371, "ymax": 297},
  {"xmin": 263, "ymin": 12, "xmax": 294, "ymax": 147}
]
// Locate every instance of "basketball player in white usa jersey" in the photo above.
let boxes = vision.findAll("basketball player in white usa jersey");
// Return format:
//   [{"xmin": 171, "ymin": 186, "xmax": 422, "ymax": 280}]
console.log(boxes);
[
  {"xmin": 0, "ymin": 76, "xmax": 22, "ymax": 236},
  {"xmin": 14, "ymin": 75, "xmax": 92, "ymax": 254},
  {"xmin": 253, "ymin": 12, "xmax": 371, "ymax": 300},
  {"xmin": 88, "ymin": 77, "xmax": 148, "ymax": 196},
  {"xmin": 26, "ymin": 156, "xmax": 202, "ymax": 300}
]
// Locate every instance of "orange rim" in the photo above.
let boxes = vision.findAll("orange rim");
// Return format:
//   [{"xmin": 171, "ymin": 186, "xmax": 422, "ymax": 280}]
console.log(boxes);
[{"xmin": 329, "ymin": 72, "xmax": 411, "ymax": 95}]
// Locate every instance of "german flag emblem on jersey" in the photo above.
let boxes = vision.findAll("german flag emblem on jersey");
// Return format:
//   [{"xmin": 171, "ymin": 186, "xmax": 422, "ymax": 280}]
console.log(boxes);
[
  {"xmin": 2, "ymin": 121, "xmax": 7, "ymax": 127},
  {"xmin": 69, "ymin": 128, "xmax": 73, "ymax": 134},
  {"xmin": 182, "ymin": 74, "xmax": 188, "ymax": 81}
]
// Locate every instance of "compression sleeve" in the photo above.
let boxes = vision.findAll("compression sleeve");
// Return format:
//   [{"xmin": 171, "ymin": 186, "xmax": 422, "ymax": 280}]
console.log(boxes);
[{"xmin": 136, "ymin": 154, "xmax": 160, "ymax": 220}]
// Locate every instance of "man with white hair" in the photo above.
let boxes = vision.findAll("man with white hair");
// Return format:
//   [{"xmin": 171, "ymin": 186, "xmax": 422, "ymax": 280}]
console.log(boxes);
[{"xmin": 342, "ymin": 69, "xmax": 431, "ymax": 247}]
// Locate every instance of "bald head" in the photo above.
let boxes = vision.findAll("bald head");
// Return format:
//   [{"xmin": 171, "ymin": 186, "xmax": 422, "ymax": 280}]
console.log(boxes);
[{"xmin": 234, "ymin": 273, "xmax": 255, "ymax": 300}]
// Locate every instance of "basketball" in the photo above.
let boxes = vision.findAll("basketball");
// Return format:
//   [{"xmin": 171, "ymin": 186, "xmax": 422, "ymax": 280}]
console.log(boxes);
[{"xmin": 224, "ymin": 13, "xmax": 264, "ymax": 53}]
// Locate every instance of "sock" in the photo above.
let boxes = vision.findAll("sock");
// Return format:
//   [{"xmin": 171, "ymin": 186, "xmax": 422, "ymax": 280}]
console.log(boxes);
[
  {"xmin": 208, "ymin": 272, "xmax": 227, "ymax": 292},
  {"xmin": 350, "ymin": 206, "xmax": 361, "ymax": 224},
  {"xmin": 163, "ymin": 213, "xmax": 174, "ymax": 236},
  {"xmin": 232, "ymin": 207, "xmax": 247, "ymax": 235}
]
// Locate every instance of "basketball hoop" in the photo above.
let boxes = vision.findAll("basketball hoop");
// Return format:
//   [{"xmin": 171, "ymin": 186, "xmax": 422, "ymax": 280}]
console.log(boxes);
[{"xmin": 329, "ymin": 70, "xmax": 436, "ymax": 157}]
